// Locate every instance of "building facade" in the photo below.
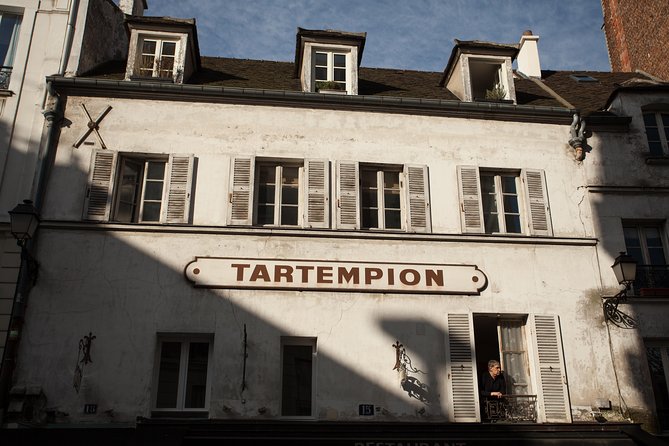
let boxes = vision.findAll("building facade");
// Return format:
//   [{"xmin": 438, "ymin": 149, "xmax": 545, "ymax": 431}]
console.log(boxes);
[{"xmin": 2, "ymin": 1, "xmax": 669, "ymax": 444}]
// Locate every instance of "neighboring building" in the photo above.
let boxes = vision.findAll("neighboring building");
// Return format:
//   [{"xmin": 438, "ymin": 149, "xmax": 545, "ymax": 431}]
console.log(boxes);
[
  {"xmin": 2, "ymin": 1, "xmax": 669, "ymax": 444},
  {"xmin": 0, "ymin": 0, "xmax": 136, "ymax": 425},
  {"xmin": 601, "ymin": 0, "xmax": 669, "ymax": 80}
]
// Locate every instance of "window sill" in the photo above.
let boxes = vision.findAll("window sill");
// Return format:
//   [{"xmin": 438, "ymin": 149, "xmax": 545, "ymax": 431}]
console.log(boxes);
[
  {"xmin": 645, "ymin": 156, "xmax": 669, "ymax": 165},
  {"xmin": 317, "ymin": 89, "xmax": 348, "ymax": 95},
  {"xmin": 129, "ymin": 76, "xmax": 176, "ymax": 83},
  {"xmin": 474, "ymin": 98, "xmax": 515, "ymax": 104}
]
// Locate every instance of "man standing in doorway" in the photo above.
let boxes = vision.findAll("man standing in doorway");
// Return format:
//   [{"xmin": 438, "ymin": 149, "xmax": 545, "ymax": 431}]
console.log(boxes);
[{"xmin": 479, "ymin": 359, "xmax": 507, "ymax": 421}]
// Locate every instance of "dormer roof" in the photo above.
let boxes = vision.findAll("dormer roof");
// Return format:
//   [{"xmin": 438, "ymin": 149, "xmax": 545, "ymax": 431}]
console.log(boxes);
[{"xmin": 439, "ymin": 39, "xmax": 519, "ymax": 87}]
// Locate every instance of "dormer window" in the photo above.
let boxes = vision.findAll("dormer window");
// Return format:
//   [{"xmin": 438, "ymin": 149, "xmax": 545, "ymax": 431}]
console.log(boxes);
[
  {"xmin": 294, "ymin": 28, "xmax": 366, "ymax": 95},
  {"xmin": 138, "ymin": 37, "xmax": 178, "ymax": 79},
  {"xmin": 124, "ymin": 16, "xmax": 201, "ymax": 84},
  {"xmin": 440, "ymin": 40, "xmax": 518, "ymax": 104}
]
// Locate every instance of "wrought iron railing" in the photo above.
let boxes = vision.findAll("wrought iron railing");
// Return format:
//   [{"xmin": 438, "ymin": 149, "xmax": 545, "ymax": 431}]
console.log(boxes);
[
  {"xmin": 0, "ymin": 66, "xmax": 12, "ymax": 89},
  {"xmin": 633, "ymin": 265, "xmax": 669, "ymax": 294},
  {"xmin": 484, "ymin": 395, "xmax": 537, "ymax": 422}
]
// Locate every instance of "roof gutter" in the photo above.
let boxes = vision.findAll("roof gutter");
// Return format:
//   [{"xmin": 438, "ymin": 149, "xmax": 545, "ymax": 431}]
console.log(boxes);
[{"xmin": 46, "ymin": 76, "xmax": 577, "ymax": 125}]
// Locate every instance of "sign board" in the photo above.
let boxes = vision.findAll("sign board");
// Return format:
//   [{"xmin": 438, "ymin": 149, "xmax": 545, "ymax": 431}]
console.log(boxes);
[{"xmin": 186, "ymin": 257, "xmax": 487, "ymax": 295}]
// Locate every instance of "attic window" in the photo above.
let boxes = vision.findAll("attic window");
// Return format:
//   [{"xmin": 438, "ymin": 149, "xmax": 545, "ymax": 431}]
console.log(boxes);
[
  {"xmin": 570, "ymin": 74, "xmax": 598, "ymax": 82},
  {"xmin": 138, "ymin": 37, "xmax": 178, "ymax": 79},
  {"xmin": 469, "ymin": 60, "xmax": 508, "ymax": 101}
]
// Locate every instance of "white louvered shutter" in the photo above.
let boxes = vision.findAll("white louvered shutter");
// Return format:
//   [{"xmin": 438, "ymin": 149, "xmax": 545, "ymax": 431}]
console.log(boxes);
[
  {"xmin": 457, "ymin": 166, "xmax": 484, "ymax": 233},
  {"xmin": 83, "ymin": 150, "xmax": 117, "ymax": 221},
  {"xmin": 163, "ymin": 154, "xmax": 194, "ymax": 224},
  {"xmin": 529, "ymin": 314, "xmax": 571, "ymax": 423},
  {"xmin": 335, "ymin": 161, "xmax": 359, "ymax": 229},
  {"xmin": 228, "ymin": 156, "xmax": 254, "ymax": 225},
  {"xmin": 304, "ymin": 159, "xmax": 330, "ymax": 228},
  {"xmin": 446, "ymin": 314, "xmax": 480, "ymax": 422},
  {"xmin": 522, "ymin": 169, "xmax": 552, "ymax": 236},
  {"xmin": 404, "ymin": 164, "xmax": 431, "ymax": 233}
]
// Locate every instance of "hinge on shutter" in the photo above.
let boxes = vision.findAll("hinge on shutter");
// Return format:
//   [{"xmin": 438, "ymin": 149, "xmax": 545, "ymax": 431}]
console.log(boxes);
[
  {"xmin": 460, "ymin": 203, "xmax": 464, "ymax": 212},
  {"xmin": 337, "ymin": 198, "xmax": 340, "ymax": 208},
  {"xmin": 229, "ymin": 193, "xmax": 232, "ymax": 203},
  {"xmin": 86, "ymin": 188, "xmax": 91, "ymax": 198}
]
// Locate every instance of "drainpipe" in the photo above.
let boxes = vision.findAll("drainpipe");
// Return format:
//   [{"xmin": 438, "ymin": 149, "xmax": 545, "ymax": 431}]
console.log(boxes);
[
  {"xmin": 58, "ymin": 0, "xmax": 80, "ymax": 76},
  {"xmin": 569, "ymin": 113, "xmax": 586, "ymax": 161}
]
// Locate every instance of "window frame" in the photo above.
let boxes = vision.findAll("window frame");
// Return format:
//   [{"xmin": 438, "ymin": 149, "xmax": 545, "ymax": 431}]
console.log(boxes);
[
  {"xmin": 136, "ymin": 36, "xmax": 180, "ymax": 79},
  {"xmin": 643, "ymin": 111, "xmax": 669, "ymax": 157},
  {"xmin": 644, "ymin": 340, "xmax": 669, "ymax": 432},
  {"xmin": 479, "ymin": 170, "xmax": 524, "ymax": 235},
  {"xmin": 113, "ymin": 155, "xmax": 168, "ymax": 224},
  {"xmin": 253, "ymin": 161, "xmax": 303, "ymax": 227},
  {"xmin": 311, "ymin": 48, "xmax": 350, "ymax": 93},
  {"xmin": 359, "ymin": 164, "xmax": 404, "ymax": 231},
  {"xmin": 280, "ymin": 336, "xmax": 317, "ymax": 419},
  {"xmin": 622, "ymin": 222, "xmax": 668, "ymax": 266},
  {"xmin": 0, "ymin": 11, "xmax": 22, "ymax": 90},
  {"xmin": 152, "ymin": 334, "xmax": 213, "ymax": 413}
]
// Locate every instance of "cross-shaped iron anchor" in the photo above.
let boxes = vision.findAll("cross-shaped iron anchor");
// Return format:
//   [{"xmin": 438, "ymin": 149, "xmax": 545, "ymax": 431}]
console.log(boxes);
[{"xmin": 73, "ymin": 103, "xmax": 112, "ymax": 149}]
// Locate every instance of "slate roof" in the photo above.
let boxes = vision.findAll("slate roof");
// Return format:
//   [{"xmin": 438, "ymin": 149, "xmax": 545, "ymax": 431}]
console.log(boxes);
[{"xmin": 81, "ymin": 55, "xmax": 660, "ymax": 117}]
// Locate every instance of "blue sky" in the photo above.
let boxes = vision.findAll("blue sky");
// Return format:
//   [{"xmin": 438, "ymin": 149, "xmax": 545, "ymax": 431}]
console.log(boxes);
[{"xmin": 138, "ymin": 0, "xmax": 611, "ymax": 73}]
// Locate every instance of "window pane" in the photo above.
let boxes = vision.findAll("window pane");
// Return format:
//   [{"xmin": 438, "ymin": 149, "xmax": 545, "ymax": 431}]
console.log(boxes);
[
  {"xmin": 0, "ymin": 14, "xmax": 21, "ymax": 68},
  {"xmin": 156, "ymin": 342, "xmax": 181, "ymax": 408},
  {"xmin": 116, "ymin": 161, "xmax": 141, "ymax": 222},
  {"xmin": 362, "ymin": 189, "xmax": 377, "ymax": 207},
  {"xmin": 502, "ymin": 195, "xmax": 519, "ymax": 213},
  {"xmin": 361, "ymin": 170, "xmax": 377, "ymax": 187},
  {"xmin": 643, "ymin": 113, "xmax": 657, "ymax": 127},
  {"xmin": 645, "ymin": 227, "xmax": 663, "ymax": 248},
  {"xmin": 484, "ymin": 215, "xmax": 500, "ymax": 233},
  {"xmin": 144, "ymin": 181, "xmax": 164, "ymax": 201},
  {"xmin": 142, "ymin": 202, "xmax": 161, "ymax": 222},
  {"xmin": 282, "ymin": 187, "xmax": 298, "ymax": 205},
  {"xmin": 258, "ymin": 165, "xmax": 276, "ymax": 184},
  {"xmin": 333, "ymin": 54, "xmax": 346, "ymax": 67},
  {"xmin": 162, "ymin": 41, "xmax": 176, "ymax": 56},
  {"xmin": 649, "ymin": 141, "xmax": 664, "ymax": 156},
  {"xmin": 646, "ymin": 127, "xmax": 661, "ymax": 142},
  {"xmin": 142, "ymin": 40, "xmax": 156, "ymax": 54},
  {"xmin": 315, "ymin": 52, "xmax": 327, "ymax": 66},
  {"xmin": 646, "ymin": 346, "xmax": 669, "ymax": 431},
  {"xmin": 385, "ymin": 209, "xmax": 401, "ymax": 229},
  {"xmin": 315, "ymin": 67, "xmax": 327, "ymax": 81},
  {"xmin": 146, "ymin": 161, "xmax": 165, "ymax": 179},
  {"xmin": 140, "ymin": 55, "xmax": 155, "ymax": 71},
  {"xmin": 333, "ymin": 68, "xmax": 346, "ymax": 82},
  {"xmin": 385, "ymin": 191, "xmax": 401, "ymax": 209},
  {"xmin": 362, "ymin": 208, "xmax": 378, "ymax": 229},
  {"xmin": 184, "ymin": 342, "xmax": 209, "ymax": 409},
  {"xmin": 283, "ymin": 167, "xmax": 299, "ymax": 185},
  {"xmin": 662, "ymin": 114, "xmax": 669, "ymax": 127},
  {"xmin": 281, "ymin": 206, "xmax": 298, "ymax": 225},
  {"xmin": 258, "ymin": 185, "xmax": 275, "ymax": 204},
  {"xmin": 281, "ymin": 345, "xmax": 313, "ymax": 416},
  {"xmin": 116, "ymin": 202, "xmax": 134, "ymax": 223},
  {"xmin": 384, "ymin": 171, "xmax": 399, "ymax": 189},
  {"xmin": 648, "ymin": 248, "xmax": 667, "ymax": 266},
  {"xmin": 159, "ymin": 57, "xmax": 174, "ymax": 77},
  {"xmin": 501, "ymin": 176, "xmax": 517, "ymax": 194},
  {"xmin": 257, "ymin": 204, "xmax": 274, "ymax": 225},
  {"xmin": 505, "ymin": 215, "xmax": 522, "ymax": 233}
]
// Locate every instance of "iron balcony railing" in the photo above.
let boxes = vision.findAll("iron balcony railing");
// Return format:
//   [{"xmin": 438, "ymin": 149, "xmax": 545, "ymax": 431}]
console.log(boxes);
[
  {"xmin": 634, "ymin": 265, "xmax": 669, "ymax": 295},
  {"xmin": 0, "ymin": 66, "xmax": 12, "ymax": 90},
  {"xmin": 484, "ymin": 395, "xmax": 537, "ymax": 423}
]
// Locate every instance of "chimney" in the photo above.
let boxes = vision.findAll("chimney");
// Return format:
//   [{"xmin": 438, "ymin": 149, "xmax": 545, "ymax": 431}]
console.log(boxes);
[
  {"xmin": 119, "ymin": 0, "xmax": 147, "ymax": 16},
  {"xmin": 517, "ymin": 30, "xmax": 542, "ymax": 78}
]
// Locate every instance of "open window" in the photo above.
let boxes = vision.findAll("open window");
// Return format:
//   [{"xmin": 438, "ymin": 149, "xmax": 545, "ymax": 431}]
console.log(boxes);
[
  {"xmin": 83, "ymin": 150, "xmax": 194, "ymax": 224},
  {"xmin": 335, "ymin": 161, "xmax": 431, "ymax": 233},
  {"xmin": 642, "ymin": 110, "xmax": 669, "ymax": 157},
  {"xmin": 228, "ymin": 157, "xmax": 329, "ymax": 228},
  {"xmin": 457, "ymin": 166, "xmax": 552, "ymax": 236},
  {"xmin": 0, "ymin": 11, "xmax": 21, "ymax": 90},
  {"xmin": 623, "ymin": 221, "xmax": 669, "ymax": 293}
]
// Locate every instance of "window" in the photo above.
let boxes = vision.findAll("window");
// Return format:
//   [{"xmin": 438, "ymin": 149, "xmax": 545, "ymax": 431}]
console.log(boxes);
[
  {"xmin": 469, "ymin": 59, "xmax": 508, "ymax": 101},
  {"xmin": 569, "ymin": 74, "xmax": 598, "ymax": 82},
  {"xmin": 0, "ymin": 12, "xmax": 21, "ymax": 89},
  {"xmin": 643, "ymin": 112, "xmax": 669, "ymax": 156},
  {"xmin": 480, "ymin": 172, "xmax": 522, "ymax": 234},
  {"xmin": 137, "ymin": 37, "xmax": 178, "ymax": 79},
  {"xmin": 281, "ymin": 337, "xmax": 316, "ymax": 417},
  {"xmin": 645, "ymin": 341, "xmax": 669, "ymax": 432},
  {"xmin": 256, "ymin": 162, "xmax": 301, "ymax": 226},
  {"xmin": 154, "ymin": 336, "xmax": 212, "ymax": 412},
  {"xmin": 83, "ymin": 150, "xmax": 194, "ymax": 224},
  {"xmin": 458, "ymin": 166, "xmax": 551, "ymax": 236},
  {"xmin": 623, "ymin": 223, "xmax": 668, "ymax": 290},
  {"xmin": 229, "ymin": 157, "xmax": 329, "ymax": 229},
  {"xmin": 313, "ymin": 50, "xmax": 347, "ymax": 92},
  {"xmin": 336, "ymin": 162, "xmax": 431, "ymax": 233},
  {"xmin": 360, "ymin": 166, "xmax": 402, "ymax": 230}
]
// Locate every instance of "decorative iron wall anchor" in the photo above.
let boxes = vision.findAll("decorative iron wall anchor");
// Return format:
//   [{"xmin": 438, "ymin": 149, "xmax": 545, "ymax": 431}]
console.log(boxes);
[{"xmin": 73, "ymin": 332, "xmax": 96, "ymax": 393}]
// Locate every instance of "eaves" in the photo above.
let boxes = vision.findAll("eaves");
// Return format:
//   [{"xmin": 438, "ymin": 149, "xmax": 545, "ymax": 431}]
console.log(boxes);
[{"xmin": 47, "ymin": 76, "xmax": 578, "ymax": 125}]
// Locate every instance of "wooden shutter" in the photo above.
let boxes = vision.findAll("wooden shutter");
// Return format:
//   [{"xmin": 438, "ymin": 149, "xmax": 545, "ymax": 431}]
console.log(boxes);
[
  {"xmin": 163, "ymin": 154, "xmax": 194, "ymax": 224},
  {"xmin": 529, "ymin": 314, "xmax": 571, "ymax": 423},
  {"xmin": 522, "ymin": 169, "xmax": 552, "ymax": 236},
  {"xmin": 304, "ymin": 159, "xmax": 329, "ymax": 228},
  {"xmin": 228, "ymin": 156, "xmax": 254, "ymax": 225},
  {"xmin": 404, "ymin": 164, "xmax": 431, "ymax": 233},
  {"xmin": 457, "ymin": 166, "xmax": 484, "ymax": 233},
  {"xmin": 335, "ymin": 161, "xmax": 359, "ymax": 229},
  {"xmin": 83, "ymin": 150, "xmax": 117, "ymax": 221},
  {"xmin": 446, "ymin": 314, "xmax": 480, "ymax": 422}
]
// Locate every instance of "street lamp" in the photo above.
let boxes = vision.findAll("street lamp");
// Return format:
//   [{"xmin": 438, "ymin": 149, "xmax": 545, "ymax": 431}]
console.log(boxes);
[
  {"xmin": 8, "ymin": 200, "xmax": 40, "ymax": 246},
  {"xmin": 604, "ymin": 252, "xmax": 638, "ymax": 327}
]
